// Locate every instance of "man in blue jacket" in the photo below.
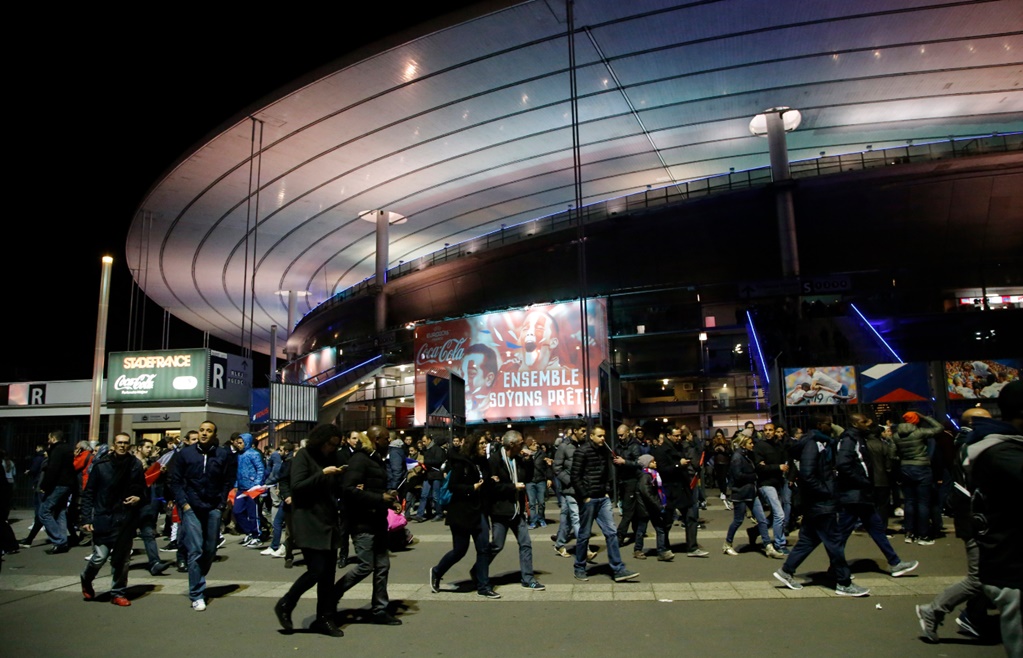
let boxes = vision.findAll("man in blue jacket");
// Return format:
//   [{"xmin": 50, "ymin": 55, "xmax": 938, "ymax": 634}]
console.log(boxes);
[
  {"xmin": 773, "ymin": 415, "xmax": 869, "ymax": 597},
  {"xmin": 168, "ymin": 421, "xmax": 236, "ymax": 611},
  {"xmin": 233, "ymin": 433, "xmax": 265, "ymax": 547}
]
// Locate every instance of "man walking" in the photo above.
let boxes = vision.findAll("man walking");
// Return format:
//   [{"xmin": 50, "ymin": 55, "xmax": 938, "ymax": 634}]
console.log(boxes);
[
  {"xmin": 570, "ymin": 425, "xmax": 639, "ymax": 582},
  {"xmin": 39, "ymin": 430, "xmax": 76, "ymax": 554},
  {"xmin": 487, "ymin": 430, "xmax": 546, "ymax": 591},
  {"xmin": 80, "ymin": 433, "xmax": 146, "ymax": 606},
  {"xmin": 336, "ymin": 425, "xmax": 402, "ymax": 626},
  {"xmin": 168, "ymin": 421, "xmax": 236, "ymax": 611}
]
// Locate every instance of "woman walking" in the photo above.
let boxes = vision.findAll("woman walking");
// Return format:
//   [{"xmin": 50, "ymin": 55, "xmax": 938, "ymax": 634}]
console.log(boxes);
[
  {"xmin": 428, "ymin": 433, "xmax": 499, "ymax": 599},
  {"xmin": 274, "ymin": 424, "xmax": 348, "ymax": 637},
  {"xmin": 723, "ymin": 435, "xmax": 771, "ymax": 555}
]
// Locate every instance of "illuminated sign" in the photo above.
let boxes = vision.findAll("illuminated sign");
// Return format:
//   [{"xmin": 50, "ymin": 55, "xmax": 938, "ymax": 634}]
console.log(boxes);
[
  {"xmin": 107, "ymin": 349, "xmax": 208, "ymax": 403},
  {"xmin": 783, "ymin": 365, "xmax": 858, "ymax": 406},
  {"xmin": 414, "ymin": 299, "xmax": 607, "ymax": 423}
]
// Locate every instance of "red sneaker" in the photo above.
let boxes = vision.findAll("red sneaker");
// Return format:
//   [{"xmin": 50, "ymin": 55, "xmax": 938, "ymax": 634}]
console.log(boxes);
[
  {"xmin": 81, "ymin": 576, "xmax": 95, "ymax": 601},
  {"xmin": 110, "ymin": 596, "xmax": 132, "ymax": 607}
]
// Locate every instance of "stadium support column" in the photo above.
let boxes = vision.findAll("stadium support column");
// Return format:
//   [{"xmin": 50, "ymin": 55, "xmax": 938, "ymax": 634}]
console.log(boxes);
[
  {"xmin": 88, "ymin": 256, "xmax": 113, "ymax": 444},
  {"xmin": 374, "ymin": 210, "xmax": 388, "ymax": 426},
  {"xmin": 751, "ymin": 108, "xmax": 801, "ymax": 278},
  {"xmin": 375, "ymin": 210, "xmax": 388, "ymax": 333}
]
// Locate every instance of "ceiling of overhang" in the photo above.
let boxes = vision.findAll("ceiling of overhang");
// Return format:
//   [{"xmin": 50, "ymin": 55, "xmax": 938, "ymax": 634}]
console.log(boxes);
[{"xmin": 126, "ymin": 0, "xmax": 1023, "ymax": 356}]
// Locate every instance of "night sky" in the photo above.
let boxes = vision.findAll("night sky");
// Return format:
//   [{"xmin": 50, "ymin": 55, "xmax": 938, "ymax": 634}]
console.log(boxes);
[{"xmin": 4, "ymin": 5, "xmax": 477, "ymax": 384}]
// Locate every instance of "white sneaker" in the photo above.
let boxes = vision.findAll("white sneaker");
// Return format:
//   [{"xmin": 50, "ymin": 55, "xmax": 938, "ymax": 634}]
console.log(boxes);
[
  {"xmin": 260, "ymin": 546, "xmax": 275, "ymax": 556},
  {"xmin": 268, "ymin": 546, "xmax": 286, "ymax": 558},
  {"xmin": 191, "ymin": 599, "xmax": 207, "ymax": 611}
]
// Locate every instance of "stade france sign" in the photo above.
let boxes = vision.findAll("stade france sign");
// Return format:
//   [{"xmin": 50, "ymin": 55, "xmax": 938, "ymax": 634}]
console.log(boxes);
[{"xmin": 107, "ymin": 349, "xmax": 208, "ymax": 403}]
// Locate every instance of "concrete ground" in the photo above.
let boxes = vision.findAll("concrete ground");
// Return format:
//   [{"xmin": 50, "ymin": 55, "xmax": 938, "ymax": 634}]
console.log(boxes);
[{"xmin": 0, "ymin": 501, "xmax": 1006, "ymax": 658}]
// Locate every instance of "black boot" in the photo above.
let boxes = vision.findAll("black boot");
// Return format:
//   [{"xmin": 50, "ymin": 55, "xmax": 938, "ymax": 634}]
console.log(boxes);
[{"xmin": 274, "ymin": 597, "xmax": 294, "ymax": 631}]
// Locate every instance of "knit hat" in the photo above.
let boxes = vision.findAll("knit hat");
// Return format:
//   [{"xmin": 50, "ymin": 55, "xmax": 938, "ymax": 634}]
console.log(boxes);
[
  {"xmin": 638, "ymin": 454, "xmax": 655, "ymax": 468},
  {"xmin": 902, "ymin": 411, "xmax": 920, "ymax": 425}
]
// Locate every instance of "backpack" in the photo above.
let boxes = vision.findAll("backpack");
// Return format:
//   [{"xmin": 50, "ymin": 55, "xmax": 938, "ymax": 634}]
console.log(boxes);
[{"xmin": 435, "ymin": 469, "xmax": 454, "ymax": 507}]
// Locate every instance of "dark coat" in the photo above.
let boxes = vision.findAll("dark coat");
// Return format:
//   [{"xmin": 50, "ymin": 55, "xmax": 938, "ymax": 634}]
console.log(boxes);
[
  {"xmin": 728, "ymin": 448, "xmax": 758, "ymax": 503},
  {"xmin": 342, "ymin": 450, "xmax": 390, "ymax": 535},
  {"xmin": 795, "ymin": 430, "xmax": 838, "ymax": 517},
  {"xmin": 443, "ymin": 452, "xmax": 485, "ymax": 530},
  {"xmin": 289, "ymin": 447, "xmax": 342, "ymax": 551},
  {"xmin": 650, "ymin": 439, "xmax": 692, "ymax": 507},
  {"xmin": 487, "ymin": 449, "xmax": 527, "ymax": 519},
  {"xmin": 40, "ymin": 441, "xmax": 76, "ymax": 493},
  {"xmin": 753, "ymin": 438, "xmax": 789, "ymax": 489},
  {"xmin": 615, "ymin": 437, "xmax": 645, "ymax": 481},
  {"xmin": 836, "ymin": 426, "xmax": 874, "ymax": 506},
  {"xmin": 552, "ymin": 439, "xmax": 578, "ymax": 496},
  {"xmin": 80, "ymin": 452, "xmax": 146, "ymax": 545},
  {"xmin": 168, "ymin": 441, "xmax": 236, "ymax": 512},
  {"xmin": 423, "ymin": 442, "xmax": 446, "ymax": 481},
  {"xmin": 636, "ymin": 470, "xmax": 668, "ymax": 526},
  {"xmin": 570, "ymin": 440, "xmax": 612, "ymax": 500}
]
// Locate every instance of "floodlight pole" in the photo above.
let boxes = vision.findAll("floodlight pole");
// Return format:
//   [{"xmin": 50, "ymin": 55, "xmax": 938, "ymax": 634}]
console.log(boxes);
[{"xmin": 88, "ymin": 256, "xmax": 113, "ymax": 444}]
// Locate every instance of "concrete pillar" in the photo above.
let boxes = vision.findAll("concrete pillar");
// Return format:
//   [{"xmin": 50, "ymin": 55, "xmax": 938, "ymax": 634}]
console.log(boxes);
[{"xmin": 763, "ymin": 109, "xmax": 800, "ymax": 278}]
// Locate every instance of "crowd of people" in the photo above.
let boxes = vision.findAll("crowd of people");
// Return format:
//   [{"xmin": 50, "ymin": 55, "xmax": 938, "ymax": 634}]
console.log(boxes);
[{"xmin": 1, "ymin": 382, "xmax": 1019, "ymax": 655}]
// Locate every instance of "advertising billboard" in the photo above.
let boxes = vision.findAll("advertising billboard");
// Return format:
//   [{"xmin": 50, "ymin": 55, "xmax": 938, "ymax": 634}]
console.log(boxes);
[
  {"xmin": 414, "ymin": 299, "xmax": 607, "ymax": 423},
  {"xmin": 945, "ymin": 359, "xmax": 1020, "ymax": 399},
  {"xmin": 107, "ymin": 349, "xmax": 208, "ymax": 403},
  {"xmin": 859, "ymin": 362, "xmax": 930, "ymax": 403},
  {"xmin": 783, "ymin": 365, "xmax": 858, "ymax": 405},
  {"xmin": 281, "ymin": 346, "xmax": 337, "ymax": 385}
]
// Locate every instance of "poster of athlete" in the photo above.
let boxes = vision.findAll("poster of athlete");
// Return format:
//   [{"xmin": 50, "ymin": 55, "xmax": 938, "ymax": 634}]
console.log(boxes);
[
  {"xmin": 783, "ymin": 365, "xmax": 858, "ymax": 406},
  {"xmin": 413, "ymin": 299, "xmax": 607, "ymax": 424}
]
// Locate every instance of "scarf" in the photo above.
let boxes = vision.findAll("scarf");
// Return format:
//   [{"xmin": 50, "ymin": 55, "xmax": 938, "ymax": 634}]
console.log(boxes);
[{"xmin": 644, "ymin": 467, "xmax": 666, "ymax": 507}]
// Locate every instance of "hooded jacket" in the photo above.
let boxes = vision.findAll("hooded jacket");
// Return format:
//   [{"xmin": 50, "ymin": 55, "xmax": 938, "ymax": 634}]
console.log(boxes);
[
  {"xmin": 893, "ymin": 414, "xmax": 943, "ymax": 466},
  {"xmin": 235, "ymin": 433, "xmax": 265, "ymax": 491},
  {"xmin": 965, "ymin": 421, "xmax": 1022, "ymax": 589},
  {"xmin": 836, "ymin": 425, "xmax": 874, "ymax": 506},
  {"xmin": 793, "ymin": 429, "xmax": 837, "ymax": 517}
]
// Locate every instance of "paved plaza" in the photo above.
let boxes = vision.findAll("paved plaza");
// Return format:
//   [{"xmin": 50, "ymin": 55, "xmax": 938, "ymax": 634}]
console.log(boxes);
[{"xmin": 1, "ymin": 503, "xmax": 1006, "ymax": 657}]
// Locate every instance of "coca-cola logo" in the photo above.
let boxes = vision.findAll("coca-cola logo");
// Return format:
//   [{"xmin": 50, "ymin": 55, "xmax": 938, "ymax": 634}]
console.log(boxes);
[
  {"xmin": 114, "ymin": 373, "xmax": 156, "ymax": 395},
  {"xmin": 416, "ymin": 338, "xmax": 466, "ymax": 365}
]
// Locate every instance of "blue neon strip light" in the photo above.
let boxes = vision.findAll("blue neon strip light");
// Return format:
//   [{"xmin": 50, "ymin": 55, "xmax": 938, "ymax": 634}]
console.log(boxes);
[
  {"xmin": 318, "ymin": 354, "xmax": 384, "ymax": 386},
  {"xmin": 850, "ymin": 304, "xmax": 903, "ymax": 363},
  {"xmin": 745, "ymin": 310, "xmax": 769, "ymax": 385},
  {"xmin": 945, "ymin": 413, "xmax": 960, "ymax": 431}
]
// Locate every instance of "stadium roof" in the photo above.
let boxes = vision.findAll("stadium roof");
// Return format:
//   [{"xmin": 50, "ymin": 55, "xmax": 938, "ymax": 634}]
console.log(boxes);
[{"xmin": 127, "ymin": 0, "xmax": 1023, "ymax": 355}]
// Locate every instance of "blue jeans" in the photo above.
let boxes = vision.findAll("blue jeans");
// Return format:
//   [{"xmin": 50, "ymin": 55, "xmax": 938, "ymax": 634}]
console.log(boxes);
[
  {"xmin": 39, "ymin": 486, "xmax": 71, "ymax": 546},
  {"xmin": 490, "ymin": 514, "xmax": 534, "ymax": 584},
  {"xmin": 726, "ymin": 498, "xmax": 770, "ymax": 545},
  {"xmin": 181, "ymin": 507, "xmax": 222, "ymax": 601},
  {"xmin": 526, "ymin": 482, "xmax": 546, "ymax": 525},
  {"xmin": 555, "ymin": 494, "xmax": 580, "ymax": 548},
  {"xmin": 781, "ymin": 513, "xmax": 851, "ymax": 586},
  {"xmin": 434, "ymin": 514, "xmax": 491, "ymax": 592},
  {"xmin": 417, "ymin": 479, "xmax": 443, "ymax": 519},
  {"xmin": 335, "ymin": 532, "xmax": 390, "ymax": 614},
  {"xmin": 900, "ymin": 465, "xmax": 932, "ymax": 538},
  {"xmin": 271, "ymin": 502, "xmax": 288, "ymax": 550},
  {"xmin": 575, "ymin": 497, "xmax": 625, "ymax": 573},
  {"xmin": 635, "ymin": 511, "xmax": 669, "ymax": 554},
  {"xmin": 81, "ymin": 535, "xmax": 133, "ymax": 598},
  {"xmin": 758, "ymin": 484, "xmax": 788, "ymax": 548},
  {"xmin": 838, "ymin": 504, "xmax": 900, "ymax": 566}
]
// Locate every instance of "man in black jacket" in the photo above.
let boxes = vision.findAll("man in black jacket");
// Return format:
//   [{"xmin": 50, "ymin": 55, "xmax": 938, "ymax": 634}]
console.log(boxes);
[
  {"xmin": 836, "ymin": 414, "xmax": 918, "ymax": 578},
  {"xmin": 615, "ymin": 424, "xmax": 644, "ymax": 547},
  {"xmin": 39, "ymin": 430, "xmax": 76, "ymax": 554},
  {"xmin": 414, "ymin": 434, "xmax": 446, "ymax": 522},
  {"xmin": 773, "ymin": 415, "xmax": 869, "ymax": 597},
  {"xmin": 651, "ymin": 427, "xmax": 706, "ymax": 558},
  {"xmin": 487, "ymin": 431, "xmax": 545, "ymax": 591},
  {"xmin": 80, "ymin": 433, "xmax": 146, "ymax": 606},
  {"xmin": 335, "ymin": 425, "xmax": 402, "ymax": 626},
  {"xmin": 570, "ymin": 426, "xmax": 639, "ymax": 582}
]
